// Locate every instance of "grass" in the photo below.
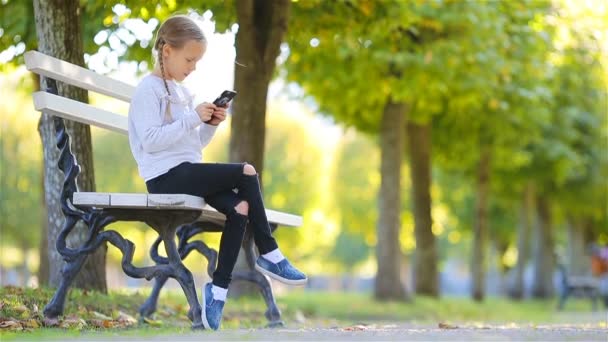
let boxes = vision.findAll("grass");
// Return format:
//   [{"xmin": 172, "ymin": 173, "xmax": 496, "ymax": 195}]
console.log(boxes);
[{"xmin": 0, "ymin": 285, "xmax": 605, "ymax": 340}]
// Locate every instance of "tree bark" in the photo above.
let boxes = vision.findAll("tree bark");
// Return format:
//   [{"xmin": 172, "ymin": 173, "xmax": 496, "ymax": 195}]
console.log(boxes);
[
  {"xmin": 33, "ymin": 0, "xmax": 106, "ymax": 292},
  {"xmin": 38, "ymin": 157, "xmax": 50, "ymax": 287},
  {"xmin": 531, "ymin": 195, "xmax": 555, "ymax": 298},
  {"xmin": 229, "ymin": 0, "xmax": 290, "ymax": 296},
  {"xmin": 406, "ymin": 121, "xmax": 438, "ymax": 297},
  {"xmin": 375, "ymin": 100, "xmax": 407, "ymax": 301},
  {"xmin": 471, "ymin": 146, "xmax": 491, "ymax": 301},
  {"xmin": 508, "ymin": 182, "xmax": 534, "ymax": 300}
]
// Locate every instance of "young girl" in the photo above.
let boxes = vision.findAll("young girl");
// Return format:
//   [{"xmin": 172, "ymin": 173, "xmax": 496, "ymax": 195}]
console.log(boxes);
[{"xmin": 127, "ymin": 15, "xmax": 307, "ymax": 331}]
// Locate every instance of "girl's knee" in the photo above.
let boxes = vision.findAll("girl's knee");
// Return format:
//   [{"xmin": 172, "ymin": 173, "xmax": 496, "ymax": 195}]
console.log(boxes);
[
  {"xmin": 243, "ymin": 163, "xmax": 256, "ymax": 175},
  {"xmin": 235, "ymin": 200, "xmax": 249, "ymax": 215}
]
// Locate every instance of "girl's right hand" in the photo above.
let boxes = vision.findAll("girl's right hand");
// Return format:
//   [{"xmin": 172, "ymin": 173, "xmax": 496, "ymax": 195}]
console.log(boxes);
[{"xmin": 195, "ymin": 102, "xmax": 217, "ymax": 123}]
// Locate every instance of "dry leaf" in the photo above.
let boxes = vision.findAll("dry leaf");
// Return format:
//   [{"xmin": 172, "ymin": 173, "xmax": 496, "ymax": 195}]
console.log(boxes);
[
  {"xmin": 89, "ymin": 320, "xmax": 113, "ymax": 329},
  {"xmin": 438, "ymin": 322, "xmax": 459, "ymax": 329},
  {"xmin": 14, "ymin": 304, "xmax": 29, "ymax": 314},
  {"xmin": 59, "ymin": 318, "xmax": 87, "ymax": 329},
  {"xmin": 0, "ymin": 320, "xmax": 23, "ymax": 330},
  {"xmin": 43, "ymin": 317, "xmax": 60, "ymax": 327},
  {"xmin": 23, "ymin": 319, "xmax": 40, "ymax": 328},
  {"xmin": 143, "ymin": 317, "xmax": 163, "ymax": 327},
  {"xmin": 92, "ymin": 311, "xmax": 112, "ymax": 320},
  {"xmin": 116, "ymin": 311, "xmax": 137, "ymax": 325}
]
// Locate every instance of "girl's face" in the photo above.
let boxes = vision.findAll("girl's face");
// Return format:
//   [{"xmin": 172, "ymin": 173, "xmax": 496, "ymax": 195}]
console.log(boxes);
[{"xmin": 162, "ymin": 40, "xmax": 206, "ymax": 82}]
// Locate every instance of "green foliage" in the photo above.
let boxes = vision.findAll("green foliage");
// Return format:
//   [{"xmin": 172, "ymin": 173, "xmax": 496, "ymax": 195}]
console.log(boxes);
[{"xmin": 0, "ymin": 71, "xmax": 42, "ymax": 252}]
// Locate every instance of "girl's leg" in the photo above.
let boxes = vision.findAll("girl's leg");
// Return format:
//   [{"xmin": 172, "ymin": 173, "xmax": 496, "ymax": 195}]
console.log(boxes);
[
  {"xmin": 236, "ymin": 164, "xmax": 278, "ymax": 254},
  {"xmin": 203, "ymin": 191, "xmax": 249, "ymax": 289}
]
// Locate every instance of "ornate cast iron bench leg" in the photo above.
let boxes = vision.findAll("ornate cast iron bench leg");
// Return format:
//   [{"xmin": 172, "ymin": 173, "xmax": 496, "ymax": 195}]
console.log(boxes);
[
  {"xmin": 140, "ymin": 223, "xmax": 218, "ymax": 320},
  {"xmin": 141, "ymin": 222, "xmax": 284, "ymax": 327}
]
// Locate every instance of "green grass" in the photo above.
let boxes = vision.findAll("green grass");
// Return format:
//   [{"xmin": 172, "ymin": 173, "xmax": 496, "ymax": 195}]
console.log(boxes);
[{"xmin": 0, "ymin": 285, "xmax": 604, "ymax": 340}]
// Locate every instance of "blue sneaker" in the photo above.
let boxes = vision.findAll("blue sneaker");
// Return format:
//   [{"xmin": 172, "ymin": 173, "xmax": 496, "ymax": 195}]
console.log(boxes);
[
  {"xmin": 255, "ymin": 257, "xmax": 308, "ymax": 285},
  {"xmin": 201, "ymin": 282, "xmax": 225, "ymax": 330}
]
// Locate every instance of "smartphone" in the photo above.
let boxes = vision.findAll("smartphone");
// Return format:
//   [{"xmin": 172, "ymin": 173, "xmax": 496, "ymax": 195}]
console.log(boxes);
[{"xmin": 213, "ymin": 90, "xmax": 237, "ymax": 107}]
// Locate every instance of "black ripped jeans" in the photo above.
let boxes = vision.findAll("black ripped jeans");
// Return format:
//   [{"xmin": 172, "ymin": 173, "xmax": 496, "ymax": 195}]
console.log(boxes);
[{"xmin": 146, "ymin": 162, "xmax": 279, "ymax": 288}]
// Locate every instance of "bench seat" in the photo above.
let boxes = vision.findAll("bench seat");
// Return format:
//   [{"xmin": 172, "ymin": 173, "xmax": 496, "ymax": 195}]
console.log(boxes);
[{"xmin": 73, "ymin": 192, "xmax": 303, "ymax": 227}]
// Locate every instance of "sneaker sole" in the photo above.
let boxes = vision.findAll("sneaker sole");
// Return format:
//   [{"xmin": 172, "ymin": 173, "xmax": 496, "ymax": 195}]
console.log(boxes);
[
  {"xmin": 200, "ymin": 286, "xmax": 211, "ymax": 330},
  {"xmin": 255, "ymin": 263, "xmax": 308, "ymax": 286}
]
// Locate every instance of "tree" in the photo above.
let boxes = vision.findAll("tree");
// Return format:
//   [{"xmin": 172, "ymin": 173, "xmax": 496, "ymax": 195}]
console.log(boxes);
[{"xmin": 32, "ymin": 0, "xmax": 106, "ymax": 291}]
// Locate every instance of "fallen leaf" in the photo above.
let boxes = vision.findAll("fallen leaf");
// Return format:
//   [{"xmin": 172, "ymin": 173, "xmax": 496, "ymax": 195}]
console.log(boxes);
[
  {"xmin": 143, "ymin": 317, "xmax": 163, "ymax": 327},
  {"xmin": 59, "ymin": 318, "xmax": 87, "ymax": 329},
  {"xmin": 438, "ymin": 322, "xmax": 459, "ymax": 329},
  {"xmin": 14, "ymin": 304, "xmax": 29, "ymax": 314},
  {"xmin": 92, "ymin": 311, "xmax": 112, "ymax": 320},
  {"xmin": 23, "ymin": 319, "xmax": 40, "ymax": 328},
  {"xmin": 116, "ymin": 311, "xmax": 137, "ymax": 325},
  {"xmin": 43, "ymin": 317, "xmax": 60, "ymax": 327},
  {"xmin": 0, "ymin": 320, "xmax": 23, "ymax": 330}
]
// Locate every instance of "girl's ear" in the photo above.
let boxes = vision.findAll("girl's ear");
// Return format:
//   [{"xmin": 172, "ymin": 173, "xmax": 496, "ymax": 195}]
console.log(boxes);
[{"xmin": 162, "ymin": 44, "xmax": 171, "ymax": 59}]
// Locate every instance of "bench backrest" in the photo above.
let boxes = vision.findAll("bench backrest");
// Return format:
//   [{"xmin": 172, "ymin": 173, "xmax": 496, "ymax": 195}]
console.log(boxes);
[
  {"xmin": 25, "ymin": 50, "xmax": 303, "ymax": 228},
  {"xmin": 26, "ymin": 51, "xmax": 130, "ymax": 134}
]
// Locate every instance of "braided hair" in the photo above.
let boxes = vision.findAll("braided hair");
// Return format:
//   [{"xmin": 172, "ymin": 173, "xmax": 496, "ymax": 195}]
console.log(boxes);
[{"xmin": 153, "ymin": 15, "xmax": 206, "ymax": 96}]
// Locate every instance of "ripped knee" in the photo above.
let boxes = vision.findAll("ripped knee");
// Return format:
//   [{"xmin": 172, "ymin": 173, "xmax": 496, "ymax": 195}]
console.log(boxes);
[
  {"xmin": 234, "ymin": 200, "xmax": 249, "ymax": 215},
  {"xmin": 243, "ymin": 163, "xmax": 256, "ymax": 175}
]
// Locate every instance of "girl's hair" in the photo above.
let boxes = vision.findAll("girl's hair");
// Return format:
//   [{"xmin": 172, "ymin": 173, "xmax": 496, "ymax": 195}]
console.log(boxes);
[{"xmin": 153, "ymin": 15, "xmax": 206, "ymax": 95}]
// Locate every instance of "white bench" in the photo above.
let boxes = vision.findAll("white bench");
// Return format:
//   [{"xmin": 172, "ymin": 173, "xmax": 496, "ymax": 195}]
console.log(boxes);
[{"xmin": 26, "ymin": 50, "xmax": 300, "ymax": 328}]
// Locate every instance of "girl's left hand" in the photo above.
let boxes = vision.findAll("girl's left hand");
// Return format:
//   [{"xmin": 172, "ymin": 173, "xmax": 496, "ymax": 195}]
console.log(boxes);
[{"xmin": 206, "ymin": 104, "xmax": 228, "ymax": 126}]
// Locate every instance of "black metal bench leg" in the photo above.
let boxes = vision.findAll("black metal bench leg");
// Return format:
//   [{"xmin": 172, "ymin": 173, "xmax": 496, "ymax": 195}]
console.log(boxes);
[
  {"xmin": 139, "ymin": 275, "xmax": 169, "ymax": 320},
  {"xmin": 140, "ymin": 224, "xmax": 218, "ymax": 320},
  {"xmin": 156, "ymin": 227, "xmax": 204, "ymax": 329},
  {"xmin": 43, "ymin": 253, "xmax": 87, "ymax": 318}
]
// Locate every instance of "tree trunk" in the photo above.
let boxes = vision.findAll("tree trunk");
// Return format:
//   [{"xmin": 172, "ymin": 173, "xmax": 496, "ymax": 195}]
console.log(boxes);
[
  {"xmin": 471, "ymin": 147, "xmax": 491, "ymax": 302},
  {"xmin": 33, "ymin": 0, "xmax": 106, "ymax": 292},
  {"xmin": 38, "ymin": 159, "xmax": 50, "ymax": 287},
  {"xmin": 406, "ymin": 121, "xmax": 438, "ymax": 297},
  {"xmin": 229, "ymin": 0, "xmax": 290, "ymax": 296},
  {"xmin": 531, "ymin": 195, "xmax": 555, "ymax": 298},
  {"xmin": 508, "ymin": 182, "xmax": 534, "ymax": 300},
  {"xmin": 567, "ymin": 218, "xmax": 588, "ymax": 276},
  {"xmin": 33, "ymin": 72, "xmax": 50, "ymax": 287},
  {"xmin": 375, "ymin": 100, "xmax": 407, "ymax": 301}
]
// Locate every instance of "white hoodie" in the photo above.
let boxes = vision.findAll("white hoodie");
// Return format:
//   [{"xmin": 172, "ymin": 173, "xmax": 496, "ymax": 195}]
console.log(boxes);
[{"xmin": 128, "ymin": 74, "xmax": 217, "ymax": 181}]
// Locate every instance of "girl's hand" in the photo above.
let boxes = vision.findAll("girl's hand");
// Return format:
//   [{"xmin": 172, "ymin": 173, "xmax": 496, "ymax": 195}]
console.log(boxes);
[
  {"xmin": 206, "ymin": 104, "xmax": 228, "ymax": 126},
  {"xmin": 195, "ymin": 102, "xmax": 217, "ymax": 123}
]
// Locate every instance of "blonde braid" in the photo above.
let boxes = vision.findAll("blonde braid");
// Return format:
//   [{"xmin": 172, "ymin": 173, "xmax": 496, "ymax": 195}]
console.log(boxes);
[
  {"xmin": 157, "ymin": 41, "xmax": 173, "ymax": 122},
  {"xmin": 158, "ymin": 41, "xmax": 171, "ymax": 96}
]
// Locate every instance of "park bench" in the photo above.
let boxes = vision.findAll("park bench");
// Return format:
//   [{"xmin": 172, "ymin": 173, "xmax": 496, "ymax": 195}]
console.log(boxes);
[
  {"xmin": 25, "ymin": 50, "xmax": 302, "ymax": 329},
  {"xmin": 556, "ymin": 263, "xmax": 601, "ymax": 311}
]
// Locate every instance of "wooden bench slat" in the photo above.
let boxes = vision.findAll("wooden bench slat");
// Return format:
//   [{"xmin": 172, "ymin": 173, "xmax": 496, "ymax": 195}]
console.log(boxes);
[
  {"xmin": 33, "ymin": 91, "xmax": 128, "ymax": 135},
  {"xmin": 110, "ymin": 193, "xmax": 148, "ymax": 208},
  {"xmin": 73, "ymin": 192, "xmax": 301, "ymax": 227},
  {"xmin": 25, "ymin": 51, "xmax": 134, "ymax": 102},
  {"xmin": 148, "ymin": 194, "xmax": 206, "ymax": 210}
]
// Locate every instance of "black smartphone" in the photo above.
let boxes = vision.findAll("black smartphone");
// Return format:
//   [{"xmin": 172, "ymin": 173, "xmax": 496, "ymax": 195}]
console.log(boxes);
[{"xmin": 213, "ymin": 90, "xmax": 237, "ymax": 107}]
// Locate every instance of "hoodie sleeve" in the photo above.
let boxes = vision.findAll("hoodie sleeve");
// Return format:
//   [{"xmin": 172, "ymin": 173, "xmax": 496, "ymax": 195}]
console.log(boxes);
[{"xmin": 199, "ymin": 123, "xmax": 218, "ymax": 148}]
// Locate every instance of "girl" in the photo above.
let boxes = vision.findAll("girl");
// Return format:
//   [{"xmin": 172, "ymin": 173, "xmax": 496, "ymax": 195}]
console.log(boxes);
[{"xmin": 127, "ymin": 15, "xmax": 307, "ymax": 331}]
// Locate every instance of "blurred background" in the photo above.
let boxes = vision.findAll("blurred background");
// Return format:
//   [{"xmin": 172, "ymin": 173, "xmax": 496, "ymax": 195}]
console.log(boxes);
[{"xmin": 0, "ymin": 0, "xmax": 607, "ymax": 307}]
